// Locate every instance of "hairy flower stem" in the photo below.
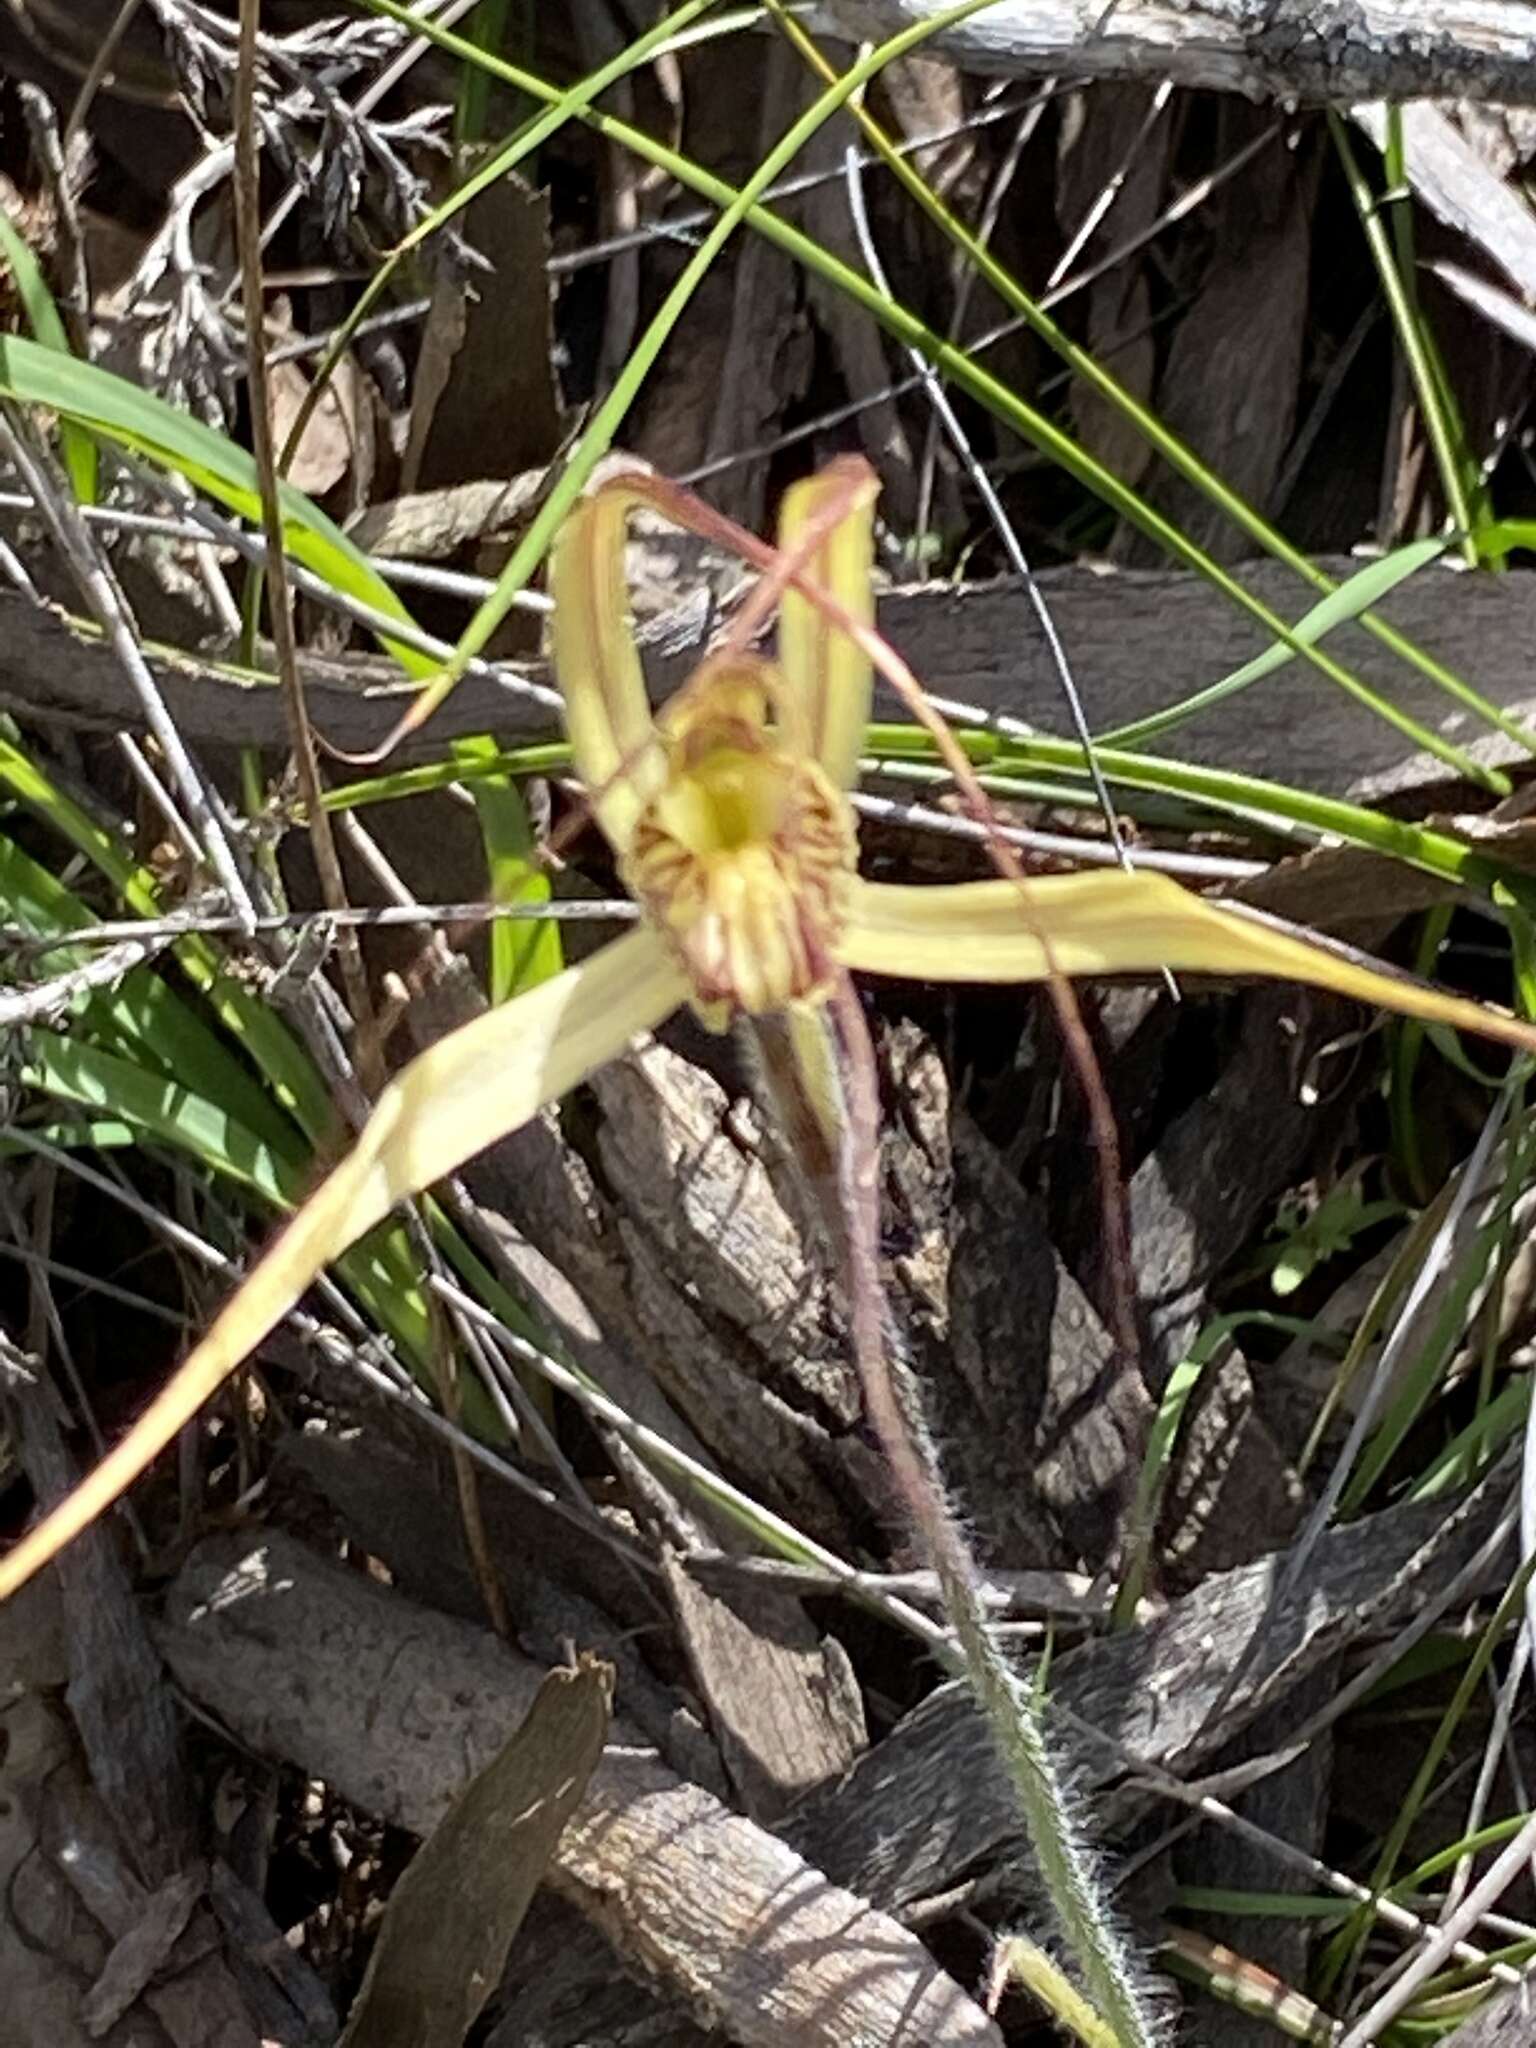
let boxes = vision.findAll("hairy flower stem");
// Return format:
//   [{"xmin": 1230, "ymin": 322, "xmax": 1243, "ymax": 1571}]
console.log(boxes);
[{"xmin": 826, "ymin": 975, "xmax": 1158, "ymax": 2048}]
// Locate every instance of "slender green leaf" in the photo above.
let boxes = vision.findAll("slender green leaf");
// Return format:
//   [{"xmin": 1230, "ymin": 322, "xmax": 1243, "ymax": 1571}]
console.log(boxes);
[
  {"xmin": 1408, "ymin": 1375, "xmax": 1530, "ymax": 1501},
  {"xmin": 0, "ymin": 1118, "xmax": 137, "ymax": 1154},
  {"xmin": 0, "ymin": 733, "xmax": 333, "ymax": 1144},
  {"xmin": 1174, "ymin": 1890, "xmax": 1350, "ymax": 1923},
  {"xmin": 0, "ymin": 206, "xmax": 97, "ymax": 503},
  {"xmin": 327, "ymin": 726, "xmax": 1536, "ymax": 909},
  {"xmin": 21, "ymin": 1028, "xmax": 307, "ymax": 1208},
  {"xmin": 0, "ymin": 831, "xmax": 305, "ymax": 1159},
  {"xmin": 0, "ymin": 333, "xmax": 431, "ymax": 675},
  {"xmin": 1102, "ymin": 539, "xmax": 1451, "ymax": 750},
  {"xmin": 1334, "ymin": 112, "xmax": 1486, "ymax": 562},
  {"xmin": 451, "ymin": 737, "xmax": 562, "ymax": 1001}
]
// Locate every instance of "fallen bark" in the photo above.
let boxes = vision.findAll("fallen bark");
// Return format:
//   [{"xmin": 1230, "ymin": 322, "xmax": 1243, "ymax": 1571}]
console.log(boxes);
[
  {"xmin": 158, "ymin": 1531, "xmax": 1002, "ymax": 2048},
  {"xmin": 807, "ymin": 0, "xmax": 1536, "ymax": 107},
  {"xmin": 782, "ymin": 1472, "xmax": 1515, "ymax": 1909},
  {"xmin": 1353, "ymin": 101, "xmax": 1536, "ymax": 298},
  {"xmin": 9, "ymin": 557, "xmax": 1536, "ymax": 805},
  {"xmin": 158, "ymin": 1477, "xmax": 1514, "ymax": 2036}
]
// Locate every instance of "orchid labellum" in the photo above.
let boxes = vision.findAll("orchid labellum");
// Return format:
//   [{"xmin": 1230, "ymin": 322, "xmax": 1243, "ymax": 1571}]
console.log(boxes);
[{"xmin": 2, "ymin": 457, "xmax": 1533, "ymax": 1600}]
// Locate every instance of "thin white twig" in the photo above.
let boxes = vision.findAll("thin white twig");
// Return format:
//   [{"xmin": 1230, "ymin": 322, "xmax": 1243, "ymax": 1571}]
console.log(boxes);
[
  {"xmin": 116, "ymin": 730, "xmax": 207, "ymax": 871},
  {"xmin": 1047, "ymin": 79, "xmax": 1174, "ymax": 291},
  {"xmin": 914, "ymin": 90, "xmax": 1051, "ymax": 538},
  {"xmin": 1441, "ymin": 1631, "xmax": 1530, "ymax": 1921},
  {"xmin": 4, "ymin": 900, "xmax": 636, "ymax": 963},
  {"xmin": 0, "ymin": 941, "xmax": 166, "ymax": 1027},
  {"xmin": 0, "ymin": 410, "xmax": 259, "ymax": 930},
  {"xmin": 0, "ymin": 491, "xmax": 552, "ymax": 610},
  {"xmin": 852, "ymin": 784, "xmax": 1266, "ymax": 879},
  {"xmin": 1338, "ymin": 1813, "xmax": 1536, "ymax": 2045},
  {"xmin": 841, "ymin": 130, "xmax": 1136, "ymax": 883}
]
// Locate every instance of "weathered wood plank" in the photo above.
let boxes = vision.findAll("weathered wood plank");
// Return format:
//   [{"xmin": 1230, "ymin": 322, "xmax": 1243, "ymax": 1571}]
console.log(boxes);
[
  {"xmin": 805, "ymin": 1, "xmax": 1536, "ymax": 106},
  {"xmin": 158, "ymin": 1531, "xmax": 1003, "ymax": 2048},
  {"xmin": 9, "ymin": 558, "xmax": 1536, "ymax": 805}
]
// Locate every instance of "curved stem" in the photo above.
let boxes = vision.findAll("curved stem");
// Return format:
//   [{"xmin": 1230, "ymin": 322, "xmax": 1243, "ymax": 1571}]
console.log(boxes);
[{"xmin": 825, "ymin": 978, "xmax": 1158, "ymax": 2048}]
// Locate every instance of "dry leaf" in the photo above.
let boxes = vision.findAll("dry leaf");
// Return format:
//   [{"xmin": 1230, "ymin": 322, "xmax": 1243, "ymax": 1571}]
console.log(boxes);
[
  {"xmin": 339, "ymin": 1654, "xmax": 614, "ymax": 2048},
  {"xmin": 401, "ymin": 166, "xmax": 562, "ymax": 499}
]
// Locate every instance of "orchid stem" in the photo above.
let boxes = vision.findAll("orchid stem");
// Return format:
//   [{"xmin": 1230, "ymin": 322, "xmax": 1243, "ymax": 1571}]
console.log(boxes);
[{"xmin": 824, "ymin": 976, "xmax": 1158, "ymax": 2048}]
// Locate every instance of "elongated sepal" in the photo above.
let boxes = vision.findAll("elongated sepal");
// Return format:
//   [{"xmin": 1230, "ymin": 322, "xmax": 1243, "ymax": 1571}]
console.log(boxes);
[
  {"xmin": 0, "ymin": 930, "xmax": 688, "ymax": 1602},
  {"xmin": 550, "ymin": 481, "xmax": 668, "ymax": 854},
  {"xmin": 840, "ymin": 871, "xmax": 1536, "ymax": 1055},
  {"xmin": 777, "ymin": 456, "xmax": 878, "ymax": 792}
]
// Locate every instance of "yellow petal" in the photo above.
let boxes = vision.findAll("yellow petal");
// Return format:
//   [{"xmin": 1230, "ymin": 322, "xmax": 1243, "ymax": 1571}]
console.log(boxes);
[
  {"xmin": 0, "ymin": 928, "xmax": 688, "ymax": 1603},
  {"xmin": 839, "ymin": 872, "xmax": 1536, "ymax": 1054},
  {"xmin": 777, "ymin": 456, "xmax": 878, "ymax": 792},
  {"xmin": 550, "ymin": 482, "xmax": 666, "ymax": 854}
]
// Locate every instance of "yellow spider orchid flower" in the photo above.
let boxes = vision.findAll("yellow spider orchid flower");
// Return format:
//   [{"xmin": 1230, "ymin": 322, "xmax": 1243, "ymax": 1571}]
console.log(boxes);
[{"xmin": 3, "ymin": 458, "xmax": 1535, "ymax": 1601}]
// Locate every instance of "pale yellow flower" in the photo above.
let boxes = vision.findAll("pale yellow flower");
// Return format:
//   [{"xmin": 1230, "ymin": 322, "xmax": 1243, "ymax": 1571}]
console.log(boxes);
[{"xmin": 2, "ymin": 458, "xmax": 1531, "ymax": 1600}]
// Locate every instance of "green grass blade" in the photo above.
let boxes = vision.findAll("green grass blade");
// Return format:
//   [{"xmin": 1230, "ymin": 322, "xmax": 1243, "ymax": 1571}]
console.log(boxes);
[
  {"xmin": 1101, "ymin": 538, "xmax": 1450, "ymax": 750},
  {"xmin": 455, "ymin": 0, "xmax": 521, "ymax": 147},
  {"xmin": 360, "ymin": 0, "xmax": 1524, "ymax": 790},
  {"xmin": 452, "ymin": 736, "xmax": 562, "ymax": 1001},
  {"xmin": 1389, "ymin": 1813, "xmax": 1535, "ymax": 1897},
  {"xmin": 988, "ymin": 735, "xmax": 1530, "ymax": 901},
  {"xmin": 1333, "ymin": 111, "xmax": 1488, "ymax": 564},
  {"xmin": 0, "ymin": 333, "xmax": 431, "ymax": 675},
  {"xmin": 21, "ymin": 1029, "xmax": 308, "ymax": 1209},
  {"xmin": 0, "ymin": 1118, "xmax": 138, "ymax": 1154},
  {"xmin": 0, "ymin": 206, "xmax": 97, "ymax": 504},
  {"xmin": 0, "ymin": 733, "xmax": 334, "ymax": 1145},
  {"xmin": 1408, "ymin": 1374, "xmax": 1530, "ymax": 1500},
  {"xmin": 1473, "ymin": 517, "xmax": 1536, "ymax": 562},
  {"xmin": 0, "ymin": 831, "xmax": 306, "ymax": 1160},
  {"xmin": 1174, "ymin": 1890, "xmax": 1350, "ymax": 1923},
  {"xmin": 325, "ymin": 724, "xmax": 1536, "ymax": 906}
]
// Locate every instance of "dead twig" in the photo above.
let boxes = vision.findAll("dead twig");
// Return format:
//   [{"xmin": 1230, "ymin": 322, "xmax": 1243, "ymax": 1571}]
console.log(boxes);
[{"xmin": 233, "ymin": 0, "xmax": 382, "ymax": 1095}]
